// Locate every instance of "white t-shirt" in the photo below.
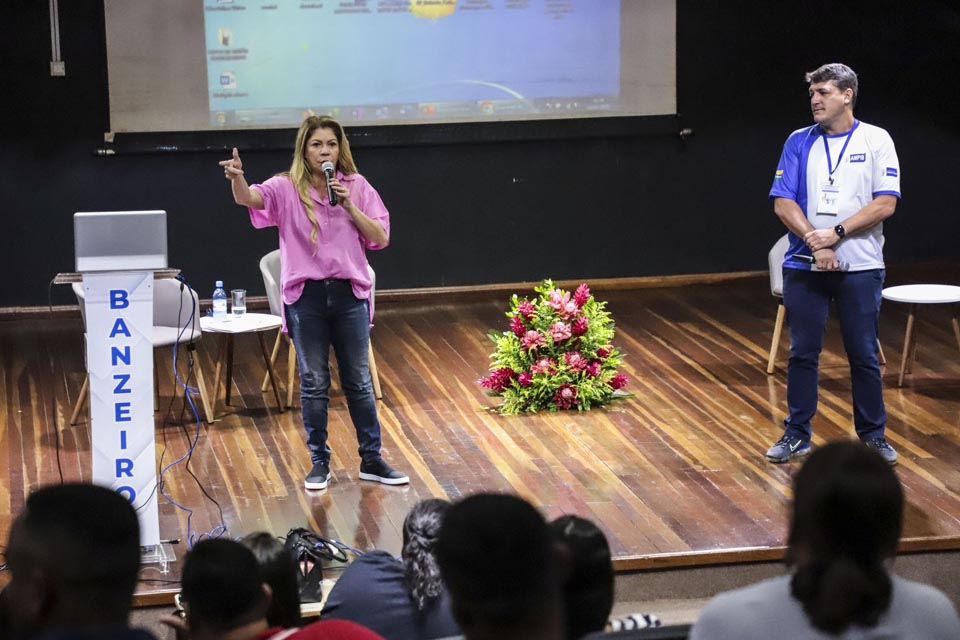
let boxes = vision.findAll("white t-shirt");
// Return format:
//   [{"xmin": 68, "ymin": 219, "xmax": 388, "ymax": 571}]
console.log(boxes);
[{"xmin": 770, "ymin": 120, "xmax": 901, "ymax": 272}]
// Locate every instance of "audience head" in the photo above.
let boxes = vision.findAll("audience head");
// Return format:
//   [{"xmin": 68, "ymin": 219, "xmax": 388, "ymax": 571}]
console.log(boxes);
[
  {"xmin": 436, "ymin": 493, "xmax": 567, "ymax": 640},
  {"xmin": 2, "ymin": 483, "xmax": 141, "ymax": 636},
  {"xmin": 549, "ymin": 515, "xmax": 614, "ymax": 640},
  {"xmin": 787, "ymin": 440, "xmax": 904, "ymax": 634},
  {"xmin": 180, "ymin": 538, "xmax": 270, "ymax": 637},
  {"xmin": 401, "ymin": 498, "xmax": 452, "ymax": 612},
  {"xmin": 240, "ymin": 532, "xmax": 301, "ymax": 628}
]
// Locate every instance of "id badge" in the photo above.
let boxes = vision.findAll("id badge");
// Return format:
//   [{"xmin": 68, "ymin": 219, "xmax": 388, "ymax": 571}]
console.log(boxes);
[{"xmin": 817, "ymin": 181, "xmax": 840, "ymax": 216}]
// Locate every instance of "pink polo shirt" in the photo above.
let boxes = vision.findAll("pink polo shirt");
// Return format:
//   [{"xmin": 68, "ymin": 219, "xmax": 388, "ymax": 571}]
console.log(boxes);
[{"xmin": 249, "ymin": 172, "xmax": 390, "ymax": 318}]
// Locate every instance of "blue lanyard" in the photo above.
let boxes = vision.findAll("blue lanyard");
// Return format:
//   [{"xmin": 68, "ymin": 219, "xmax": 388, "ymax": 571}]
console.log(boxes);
[{"xmin": 822, "ymin": 121, "xmax": 857, "ymax": 185}]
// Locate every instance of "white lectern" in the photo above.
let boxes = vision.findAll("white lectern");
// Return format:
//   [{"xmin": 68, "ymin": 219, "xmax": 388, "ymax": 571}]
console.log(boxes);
[{"xmin": 73, "ymin": 211, "xmax": 170, "ymax": 562}]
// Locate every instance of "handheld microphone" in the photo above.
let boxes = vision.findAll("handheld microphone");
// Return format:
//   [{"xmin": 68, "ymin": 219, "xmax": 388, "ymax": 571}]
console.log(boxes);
[
  {"xmin": 321, "ymin": 161, "xmax": 338, "ymax": 206},
  {"xmin": 796, "ymin": 253, "xmax": 849, "ymax": 272}
]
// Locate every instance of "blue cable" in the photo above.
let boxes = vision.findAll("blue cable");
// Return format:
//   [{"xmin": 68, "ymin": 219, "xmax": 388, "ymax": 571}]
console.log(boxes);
[{"xmin": 154, "ymin": 274, "xmax": 227, "ymax": 548}]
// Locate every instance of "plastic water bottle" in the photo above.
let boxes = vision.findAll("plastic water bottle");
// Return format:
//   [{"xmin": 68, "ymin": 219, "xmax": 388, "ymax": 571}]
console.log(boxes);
[{"xmin": 212, "ymin": 281, "xmax": 227, "ymax": 319}]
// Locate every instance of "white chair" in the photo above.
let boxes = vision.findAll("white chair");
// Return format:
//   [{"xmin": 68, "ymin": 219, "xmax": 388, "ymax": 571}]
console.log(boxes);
[
  {"xmin": 766, "ymin": 235, "xmax": 791, "ymax": 374},
  {"xmin": 70, "ymin": 278, "xmax": 214, "ymax": 424},
  {"xmin": 766, "ymin": 234, "xmax": 886, "ymax": 374},
  {"xmin": 259, "ymin": 250, "xmax": 383, "ymax": 406}
]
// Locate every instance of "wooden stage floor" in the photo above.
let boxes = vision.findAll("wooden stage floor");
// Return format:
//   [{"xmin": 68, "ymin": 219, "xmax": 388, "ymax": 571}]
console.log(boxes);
[{"xmin": 2, "ymin": 268, "xmax": 960, "ymax": 596}]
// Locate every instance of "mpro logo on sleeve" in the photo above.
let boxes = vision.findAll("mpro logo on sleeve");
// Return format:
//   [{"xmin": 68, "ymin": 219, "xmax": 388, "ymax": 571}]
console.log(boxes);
[
  {"xmin": 774, "ymin": 169, "xmax": 784, "ymax": 180},
  {"xmin": 849, "ymin": 153, "xmax": 866, "ymax": 163}
]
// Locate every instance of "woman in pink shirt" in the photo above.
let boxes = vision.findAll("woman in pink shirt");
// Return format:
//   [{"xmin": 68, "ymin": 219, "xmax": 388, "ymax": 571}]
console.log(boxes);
[{"xmin": 220, "ymin": 115, "xmax": 408, "ymax": 490}]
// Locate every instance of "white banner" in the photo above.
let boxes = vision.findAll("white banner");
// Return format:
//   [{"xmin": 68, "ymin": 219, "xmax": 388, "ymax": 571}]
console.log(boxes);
[{"xmin": 82, "ymin": 272, "xmax": 159, "ymax": 546}]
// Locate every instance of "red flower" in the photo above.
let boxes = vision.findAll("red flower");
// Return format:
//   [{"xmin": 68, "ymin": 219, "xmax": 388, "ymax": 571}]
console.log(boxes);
[
  {"xmin": 522, "ymin": 330, "xmax": 546, "ymax": 351},
  {"xmin": 549, "ymin": 321, "xmax": 572, "ymax": 342},
  {"xmin": 509, "ymin": 315, "xmax": 526, "ymax": 337},
  {"xmin": 517, "ymin": 299, "xmax": 536, "ymax": 319},
  {"xmin": 573, "ymin": 283, "xmax": 591, "ymax": 307},
  {"xmin": 517, "ymin": 372, "xmax": 533, "ymax": 387},
  {"xmin": 531, "ymin": 357, "xmax": 557, "ymax": 375},
  {"xmin": 479, "ymin": 367, "xmax": 517, "ymax": 392},
  {"xmin": 572, "ymin": 316, "xmax": 589, "ymax": 336},
  {"xmin": 547, "ymin": 289, "xmax": 571, "ymax": 313},
  {"xmin": 610, "ymin": 374, "xmax": 628, "ymax": 390},
  {"xmin": 564, "ymin": 351, "xmax": 588, "ymax": 372},
  {"xmin": 596, "ymin": 346, "xmax": 612, "ymax": 359},
  {"xmin": 586, "ymin": 361, "xmax": 601, "ymax": 377},
  {"xmin": 553, "ymin": 383, "xmax": 579, "ymax": 409}
]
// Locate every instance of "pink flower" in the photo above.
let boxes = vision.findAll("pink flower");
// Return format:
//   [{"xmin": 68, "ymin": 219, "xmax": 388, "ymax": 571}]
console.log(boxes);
[
  {"xmin": 610, "ymin": 374, "xmax": 628, "ymax": 390},
  {"xmin": 563, "ymin": 301, "xmax": 579, "ymax": 318},
  {"xmin": 573, "ymin": 283, "xmax": 591, "ymax": 307},
  {"xmin": 553, "ymin": 383, "xmax": 579, "ymax": 409},
  {"xmin": 572, "ymin": 316, "xmax": 589, "ymax": 336},
  {"xmin": 521, "ymin": 330, "xmax": 546, "ymax": 351},
  {"xmin": 596, "ymin": 346, "xmax": 612, "ymax": 359},
  {"xmin": 531, "ymin": 357, "xmax": 557, "ymax": 375},
  {"xmin": 549, "ymin": 321, "xmax": 572, "ymax": 342},
  {"xmin": 547, "ymin": 289, "xmax": 571, "ymax": 313},
  {"xmin": 509, "ymin": 315, "xmax": 526, "ymax": 337},
  {"xmin": 517, "ymin": 372, "xmax": 533, "ymax": 387},
  {"xmin": 517, "ymin": 299, "xmax": 536, "ymax": 319},
  {"xmin": 564, "ymin": 351, "xmax": 588, "ymax": 372},
  {"xmin": 586, "ymin": 361, "xmax": 601, "ymax": 377},
  {"xmin": 479, "ymin": 368, "xmax": 516, "ymax": 392}
]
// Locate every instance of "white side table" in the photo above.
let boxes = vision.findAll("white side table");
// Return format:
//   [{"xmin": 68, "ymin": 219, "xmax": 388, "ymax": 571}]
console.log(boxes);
[
  {"xmin": 200, "ymin": 313, "xmax": 285, "ymax": 418},
  {"xmin": 881, "ymin": 284, "xmax": 960, "ymax": 387}
]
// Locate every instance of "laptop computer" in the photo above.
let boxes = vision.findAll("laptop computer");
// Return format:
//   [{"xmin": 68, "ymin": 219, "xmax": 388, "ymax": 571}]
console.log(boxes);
[{"xmin": 74, "ymin": 210, "xmax": 168, "ymax": 272}]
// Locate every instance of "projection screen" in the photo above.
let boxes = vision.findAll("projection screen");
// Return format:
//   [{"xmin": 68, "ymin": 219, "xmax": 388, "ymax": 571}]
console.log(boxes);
[{"xmin": 104, "ymin": 0, "xmax": 675, "ymax": 133}]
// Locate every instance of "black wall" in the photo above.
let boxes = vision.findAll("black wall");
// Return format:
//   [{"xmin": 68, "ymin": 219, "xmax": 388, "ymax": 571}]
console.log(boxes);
[{"xmin": 3, "ymin": 0, "xmax": 958, "ymax": 307}]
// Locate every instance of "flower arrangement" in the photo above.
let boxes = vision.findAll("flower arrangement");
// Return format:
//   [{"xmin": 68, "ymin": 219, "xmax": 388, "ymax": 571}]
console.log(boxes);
[{"xmin": 478, "ymin": 279, "xmax": 628, "ymax": 414}]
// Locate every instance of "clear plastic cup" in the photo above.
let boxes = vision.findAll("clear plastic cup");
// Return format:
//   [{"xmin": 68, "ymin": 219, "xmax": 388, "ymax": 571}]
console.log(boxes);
[{"xmin": 231, "ymin": 289, "xmax": 246, "ymax": 316}]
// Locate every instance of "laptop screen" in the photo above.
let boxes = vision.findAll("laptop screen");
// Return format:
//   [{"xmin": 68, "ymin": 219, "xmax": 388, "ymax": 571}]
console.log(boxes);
[{"xmin": 74, "ymin": 210, "xmax": 168, "ymax": 272}]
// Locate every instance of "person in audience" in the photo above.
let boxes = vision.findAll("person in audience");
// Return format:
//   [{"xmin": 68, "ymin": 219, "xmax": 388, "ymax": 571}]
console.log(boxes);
[
  {"xmin": 691, "ymin": 441, "xmax": 960, "ymax": 639},
  {"xmin": 548, "ymin": 515, "xmax": 614, "ymax": 640},
  {"xmin": 435, "ymin": 493, "xmax": 568, "ymax": 640},
  {"xmin": 241, "ymin": 532, "xmax": 302, "ymax": 628},
  {"xmin": 322, "ymin": 499, "xmax": 460, "ymax": 639},
  {"xmin": 163, "ymin": 538, "xmax": 384, "ymax": 640},
  {"xmin": 0, "ymin": 483, "xmax": 154, "ymax": 640},
  {"xmin": 220, "ymin": 115, "xmax": 407, "ymax": 491}
]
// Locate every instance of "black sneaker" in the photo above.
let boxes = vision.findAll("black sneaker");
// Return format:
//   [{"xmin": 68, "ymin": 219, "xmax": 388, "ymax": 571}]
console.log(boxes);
[
  {"xmin": 304, "ymin": 461, "xmax": 331, "ymax": 490},
  {"xmin": 359, "ymin": 458, "xmax": 409, "ymax": 485},
  {"xmin": 864, "ymin": 437, "xmax": 898, "ymax": 465},
  {"xmin": 765, "ymin": 434, "xmax": 811, "ymax": 463}
]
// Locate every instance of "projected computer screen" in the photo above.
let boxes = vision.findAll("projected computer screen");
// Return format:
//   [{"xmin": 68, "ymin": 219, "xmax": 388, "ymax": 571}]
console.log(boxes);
[{"xmin": 105, "ymin": 0, "xmax": 675, "ymax": 132}]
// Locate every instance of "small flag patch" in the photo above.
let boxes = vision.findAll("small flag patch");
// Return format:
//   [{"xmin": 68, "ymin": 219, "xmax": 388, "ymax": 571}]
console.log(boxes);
[{"xmin": 886, "ymin": 167, "xmax": 898, "ymax": 177}]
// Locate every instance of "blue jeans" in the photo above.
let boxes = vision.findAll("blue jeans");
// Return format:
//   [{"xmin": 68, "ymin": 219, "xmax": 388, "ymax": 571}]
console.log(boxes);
[
  {"xmin": 284, "ymin": 279, "xmax": 381, "ymax": 465},
  {"xmin": 783, "ymin": 268, "xmax": 886, "ymax": 442}
]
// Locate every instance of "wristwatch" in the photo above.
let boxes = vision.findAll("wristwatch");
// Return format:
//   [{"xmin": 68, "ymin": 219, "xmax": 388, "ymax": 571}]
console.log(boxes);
[{"xmin": 834, "ymin": 224, "xmax": 846, "ymax": 239}]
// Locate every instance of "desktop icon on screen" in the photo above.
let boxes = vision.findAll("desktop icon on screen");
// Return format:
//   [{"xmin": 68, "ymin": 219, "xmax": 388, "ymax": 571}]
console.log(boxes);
[
  {"xmin": 219, "ymin": 71, "xmax": 237, "ymax": 89},
  {"xmin": 218, "ymin": 28, "xmax": 233, "ymax": 47}
]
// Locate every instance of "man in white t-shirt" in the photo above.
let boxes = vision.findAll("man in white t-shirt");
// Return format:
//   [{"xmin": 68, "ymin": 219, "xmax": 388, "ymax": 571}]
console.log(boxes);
[{"xmin": 766, "ymin": 63, "xmax": 901, "ymax": 465}]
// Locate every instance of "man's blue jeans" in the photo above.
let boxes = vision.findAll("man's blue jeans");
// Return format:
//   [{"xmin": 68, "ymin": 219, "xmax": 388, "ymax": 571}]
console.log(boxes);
[
  {"xmin": 285, "ymin": 279, "xmax": 381, "ymax": 465},
  {"xmin": 783, "ymin": 268, "xmax": 886, "ymax": 442}
]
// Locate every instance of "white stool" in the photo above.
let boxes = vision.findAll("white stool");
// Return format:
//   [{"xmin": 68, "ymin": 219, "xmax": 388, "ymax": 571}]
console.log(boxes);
[{"xmin": 881, "ymin": 284, "xmax": 960, "ymax": 387}]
